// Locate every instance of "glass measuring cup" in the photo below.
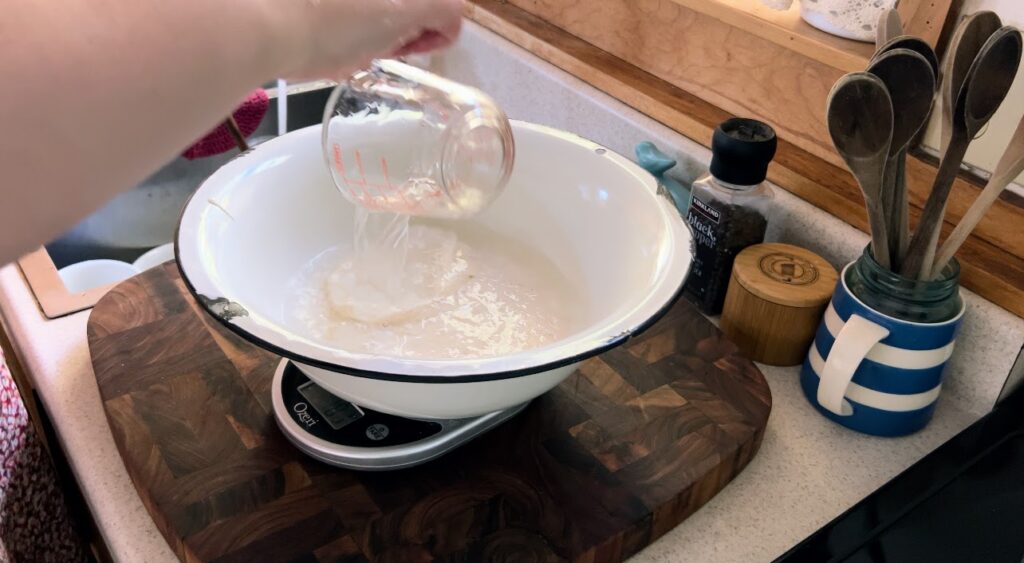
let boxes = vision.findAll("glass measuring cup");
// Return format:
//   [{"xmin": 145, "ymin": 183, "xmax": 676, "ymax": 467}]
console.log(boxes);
[{"xmin": 322, "ymin": 59, "xmax": 515, "ymax": 218}]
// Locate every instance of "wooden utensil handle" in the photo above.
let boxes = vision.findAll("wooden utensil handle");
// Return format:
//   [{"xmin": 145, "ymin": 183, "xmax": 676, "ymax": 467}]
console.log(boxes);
[
  {"xmin": 895, "ymin": 156, "xmax": 911, "ymax": 264},
  {"xmin": 930, "ymin": 169, "xmax": 1018, "ymax": 278},
  {"xmin": 882, "ymin": 155, "xmax": 901, "ymax": 269},
  {"xmin": 901, "ymin": 139, "xmax": 970, "ymax": 278},
  {"xmin": 224, "ymin": 116, "xmax": 249, "ymax": 152},
  {"xmin": 931, "ymin": 118, "xmax": 1024, "ymax": 278},
  {"xmin": 867, "ymin": 201, "xmax": 892, "ymax": 269}
]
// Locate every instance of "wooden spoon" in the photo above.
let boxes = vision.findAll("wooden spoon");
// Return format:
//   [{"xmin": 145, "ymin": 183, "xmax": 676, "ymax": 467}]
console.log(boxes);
[
  {"xmin": 901, "ymin": 27, "xmax": 1023, "ymax": 279},
  {"xmin": 224, "ymin": 116, "xmax": 250, "ymax": 152},
  {"xmin": 827, "ymin": 73, "xmax": 894, "ymax": 268},
  {"xmin": 872, "ymin": 36, "xmax": 940, "ymax": 82},
  {"xmin": 931, "ymin": 116, "xmax": 1024, "ymax": 279},
  {"xmin": 876, "ymin": 9, "xmax": 904, "ymax": 52},
  {"xmin": 869, "ymin": 37, "xmax": 940, "ymax": 266},
  {"xmin": 867, "ymin": 49, "xmax": 936, "ymax": 269},
  {"xmin": 939, "ymin": 11, "xmax": 1002, "ymax": 153}
]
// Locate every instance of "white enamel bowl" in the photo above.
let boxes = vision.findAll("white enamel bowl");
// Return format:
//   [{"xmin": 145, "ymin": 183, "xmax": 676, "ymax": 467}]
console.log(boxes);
[{"xmin": 177, "ymin": 122, "xmax": 693, "ymax": 419}]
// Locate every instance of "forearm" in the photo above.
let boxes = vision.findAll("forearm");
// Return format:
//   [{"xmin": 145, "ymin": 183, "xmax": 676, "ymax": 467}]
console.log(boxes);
[{"xmin": 0, "ymin": 0, "xmax": 283, "ymax": 263}]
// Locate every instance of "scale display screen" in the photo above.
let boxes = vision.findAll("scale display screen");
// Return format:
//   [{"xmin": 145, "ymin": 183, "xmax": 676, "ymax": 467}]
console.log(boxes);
[
  {"xmin": 281, "ymin": 364, "xmax": 446, "ymax": 448},
  {"xmin": 298, "ymin": 381, "xmax": 364, "ymax": 430}
]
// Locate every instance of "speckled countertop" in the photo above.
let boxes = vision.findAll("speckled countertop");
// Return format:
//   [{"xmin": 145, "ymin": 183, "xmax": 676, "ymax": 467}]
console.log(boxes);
[{"xmin": 0, "ymin": 21, "xmax": 1019, "ymax": 563}]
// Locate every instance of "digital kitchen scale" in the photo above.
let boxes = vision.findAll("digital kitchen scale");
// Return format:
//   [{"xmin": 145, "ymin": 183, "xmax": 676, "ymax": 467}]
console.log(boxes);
[{"xmin": 271, "ymin": 360, "xmax": 529, "ymax": 471}]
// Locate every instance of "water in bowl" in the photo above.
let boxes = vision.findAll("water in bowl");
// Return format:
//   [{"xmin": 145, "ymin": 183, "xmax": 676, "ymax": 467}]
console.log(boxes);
[{"xmin": 287, "ymin": 209, "xmax": 583, "ymax": 360}]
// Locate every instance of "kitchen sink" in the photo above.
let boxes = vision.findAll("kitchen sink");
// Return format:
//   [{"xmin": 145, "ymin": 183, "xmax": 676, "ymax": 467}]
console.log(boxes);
[{"xmin": 20, "ymin": 82, "xmax": 335, "ymax": 318}]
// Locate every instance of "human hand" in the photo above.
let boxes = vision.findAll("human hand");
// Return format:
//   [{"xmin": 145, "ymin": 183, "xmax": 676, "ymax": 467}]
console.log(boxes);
[{"xmin": 272, "ymin": 0, "xmax": 465, "ymax": 80}]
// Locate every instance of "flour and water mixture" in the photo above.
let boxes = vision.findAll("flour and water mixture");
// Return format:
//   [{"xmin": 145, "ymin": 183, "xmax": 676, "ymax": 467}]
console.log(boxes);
[{"xmin": 289, "ymin": 210, "xmax": 581, "ymax": 359}]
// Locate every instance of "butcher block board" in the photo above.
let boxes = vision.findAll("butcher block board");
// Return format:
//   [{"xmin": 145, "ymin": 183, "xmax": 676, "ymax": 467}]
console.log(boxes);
[{"xmin": 87, "ymin": 264, "xmax": 771, "ymax": 562}]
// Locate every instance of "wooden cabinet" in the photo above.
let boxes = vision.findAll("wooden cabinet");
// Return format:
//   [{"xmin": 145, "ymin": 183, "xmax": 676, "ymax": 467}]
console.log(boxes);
[{"xmin": 501, "ymin": 0, "xmax": 848, "ymax": 165}]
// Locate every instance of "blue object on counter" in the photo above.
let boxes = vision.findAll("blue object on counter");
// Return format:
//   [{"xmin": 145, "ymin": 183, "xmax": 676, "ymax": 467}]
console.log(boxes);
[
  {"xmin": 800, "ymin": 259, "xmax": 964, "ymax": 437},
  {"xmin": 635, "ymin": 142, "xmax": 690, "ymax": 212}
]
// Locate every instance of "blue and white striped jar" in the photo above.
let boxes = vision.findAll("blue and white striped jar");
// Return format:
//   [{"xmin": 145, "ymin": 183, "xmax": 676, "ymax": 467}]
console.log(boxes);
[{"xmin": 801, "ymin": 262, "xmax": 965, "ymax": 437}]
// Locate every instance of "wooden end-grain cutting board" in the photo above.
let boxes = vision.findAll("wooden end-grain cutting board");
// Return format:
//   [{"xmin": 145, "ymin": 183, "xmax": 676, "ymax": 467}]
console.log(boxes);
[{"xmin": 87, "ymin": 263, "xmax": 771, "ymax": 562}]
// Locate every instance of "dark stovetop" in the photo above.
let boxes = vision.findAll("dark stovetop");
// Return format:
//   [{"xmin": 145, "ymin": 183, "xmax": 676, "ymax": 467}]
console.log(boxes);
[{"xmin": 778, "ymin": 384, "xmax": 1024, "ymax": 563}]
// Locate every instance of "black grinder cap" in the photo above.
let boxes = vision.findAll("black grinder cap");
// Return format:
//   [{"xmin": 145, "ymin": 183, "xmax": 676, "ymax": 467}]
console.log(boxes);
[{"xmin": 709, "ymin": 118, "xmax": 778, "ymax": 186}]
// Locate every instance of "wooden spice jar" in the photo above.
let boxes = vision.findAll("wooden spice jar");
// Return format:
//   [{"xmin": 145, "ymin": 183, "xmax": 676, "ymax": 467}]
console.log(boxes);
[{"xmin": 720, "ymin": 243, "xmax": 838, "ymax": 366}]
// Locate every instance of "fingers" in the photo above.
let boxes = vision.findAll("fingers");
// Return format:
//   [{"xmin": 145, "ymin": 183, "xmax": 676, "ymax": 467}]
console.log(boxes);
[
  {"xmin": 279, "ymin": 0, "xmax": 465, "ymax": 80},
  {"xmin": 387, "ymin": 0, "xmax": 463, "ymax": 56},
  {"xmin": 393, "ymin": 29, "xmax": 456, "ymax": 57}
]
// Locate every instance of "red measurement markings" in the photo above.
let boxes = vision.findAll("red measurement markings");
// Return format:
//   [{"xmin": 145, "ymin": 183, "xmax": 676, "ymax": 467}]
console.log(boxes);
[
  {"xmin": 332, "ymin": 143, "xmax": 400, "ymax": 195},
  {"xmin": 380, "ymin": 157, "xmax": 392, "ymax": 188},
  {"xmin": 379, "ymin": 157, "xmax": 414, "ymax": 206},
  {"xmin": 333, "ymin": 146, "xmax": 362, "ymax": 202},
  {"xmin": 330, "ymin": 144, "xmax": 430, "ymax": 211},
  {"xmin": 352, "ymin": 150, "xmax": 368, "ymax": 186},
  {"xmin": 331, "ymin": 143, "xmax": 346, "ymax": 178}
]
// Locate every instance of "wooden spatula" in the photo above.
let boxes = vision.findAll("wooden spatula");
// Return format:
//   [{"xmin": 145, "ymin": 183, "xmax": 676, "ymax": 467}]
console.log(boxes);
[
  {"xmin": 930, "ymin": 115, "xmax": 1024, "ymax": 278},
  {"xmin": 876, "ymin": 9, "xmax": 903, "ymax": 52},
  {"xmin": 901, "ymin": 27, "xmax": 1022, "ymax": 278}
]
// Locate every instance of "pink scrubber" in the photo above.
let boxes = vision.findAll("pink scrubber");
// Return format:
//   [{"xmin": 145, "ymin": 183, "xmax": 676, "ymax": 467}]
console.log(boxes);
[{"xmin": 183, "ymin": 89, "xmax": 269, "ymax": 159}]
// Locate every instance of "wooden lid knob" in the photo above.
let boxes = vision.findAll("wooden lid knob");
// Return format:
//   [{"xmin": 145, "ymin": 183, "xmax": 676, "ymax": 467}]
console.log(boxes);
[
  {"xmin": 731, "ymin": 243, "xmax": 837, "ymax": 308},
  {"xmin": 721, "ymin": 244, "xmax": 839, "ymax": 366}
]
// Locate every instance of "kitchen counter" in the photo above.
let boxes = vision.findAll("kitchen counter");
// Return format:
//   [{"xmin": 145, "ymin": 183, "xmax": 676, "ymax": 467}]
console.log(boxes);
[
  {"xmin": 0, "ymin": 263, "xmax": 978, "ymax": 562},
  {"xmin": 0, "ymin": 265, "xmax": 175, "ymax": 562},
  {"xmin": 0, "ymin": 21, "xmax": 1017, "ymax": 562}
]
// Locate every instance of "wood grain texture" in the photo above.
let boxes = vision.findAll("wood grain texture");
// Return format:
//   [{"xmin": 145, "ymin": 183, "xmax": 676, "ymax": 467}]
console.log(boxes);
[
  {"xmin": 466, "ymin": 0, "xmax": 1024, "ymax": 318},
  {"xmin": 898, "ymin": 0, "xmax": 960, "ymax": 50},
  {"xmin": 87, "ymin": 264, "xmax": 772, "ymax": 563},
  {"xmin": 666, "ymin": 0, "xmax": 953, "ymax": 68},
  {"xmin": 505, "ymin": 0, "xmax": 847, "ymax": 166},
  {"xmin": 728, "ymin": 243, "xmax": 838, "ymax": 308},
  {"xmin": 494, "ymin": 0, "xmax": 1024, "ymax": 263},
  {"xmin": 672, "ymin": 0, "xmax": 875, "ymax": 71},
  {"xmin": 16, "ymin": 248, "xmax": 114, "ymax": 319},
  {"xmin": 721, "ymin": 244, "xmax": 838, "ymax": 366}
]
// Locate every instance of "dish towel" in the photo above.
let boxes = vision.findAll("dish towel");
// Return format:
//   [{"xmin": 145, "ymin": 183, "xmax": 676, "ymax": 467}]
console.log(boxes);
[
  {"xmin": 182, "ymin": 89, "xmax": 270, "ymax": 160},
  {"xmin": 0, "ymin": 346, "xmax": 87, "ymax": 562}
]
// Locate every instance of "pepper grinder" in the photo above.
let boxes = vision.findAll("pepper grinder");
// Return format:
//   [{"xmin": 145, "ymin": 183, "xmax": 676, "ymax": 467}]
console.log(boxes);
[{"xmin": 683, "ymin": 118, "xmax": 778, "ymax": 315}]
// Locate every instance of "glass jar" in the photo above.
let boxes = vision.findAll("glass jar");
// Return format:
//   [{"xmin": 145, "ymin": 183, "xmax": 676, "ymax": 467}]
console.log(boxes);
[
  {"xmin": 684, "ymin": 174, "xmax": 775, "ymax": 314},
  {"xmin": 322, "ymin": 59, "xmax": 515, "ymax": 218},
  {"xmin": 683, "ymin": 118, "xmax": 778, "ymax": 315},
  {"xmin": 846, "ymin": 247, "xmax": 962, "ymax": 323}
]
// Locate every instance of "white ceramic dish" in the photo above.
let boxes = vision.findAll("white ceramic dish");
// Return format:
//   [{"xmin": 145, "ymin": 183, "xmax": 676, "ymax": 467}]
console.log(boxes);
[
  {"xmin": 176, "ymin": 122, "xmax": 693, "ymax": 419},
  {"xmin": 132, "ymin": 243, "xmax": 176, "ymax": 272},
  {"xmin": 58, "ymin": 260, "xmax": 140, "ymax": 294},
  {"xmin": 800, "ymin": 0, "xmax": 894, "ymax": 43}
]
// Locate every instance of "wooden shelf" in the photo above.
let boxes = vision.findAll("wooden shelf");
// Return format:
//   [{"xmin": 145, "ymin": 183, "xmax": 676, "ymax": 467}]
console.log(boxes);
[
  {"xmin": 466, "ymin": 0, "xmax": 1024, "ymax": 319},
  {"xmin": 675, "ymin": 0, "xmax": 956, "ymax": 69},
  {"xmin": 672, "ymin": 0, "xmax": 875, "ymax": 72}
]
